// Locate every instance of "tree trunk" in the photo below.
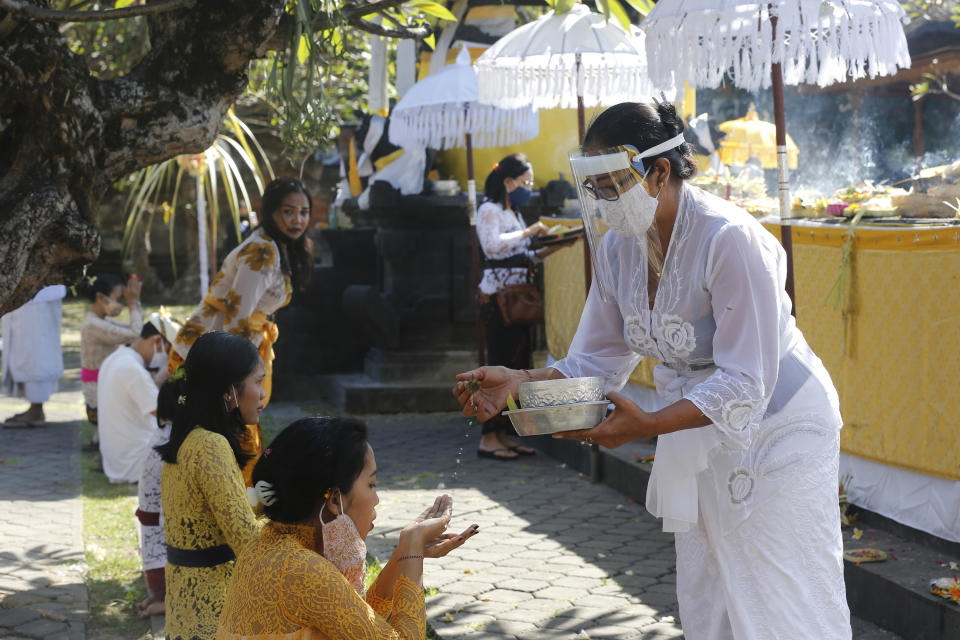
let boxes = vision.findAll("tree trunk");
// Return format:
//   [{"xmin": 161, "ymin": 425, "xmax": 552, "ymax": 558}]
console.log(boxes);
[{"xmin": 0, "ymin": 0, "xmax": 285, "ymax": 314}]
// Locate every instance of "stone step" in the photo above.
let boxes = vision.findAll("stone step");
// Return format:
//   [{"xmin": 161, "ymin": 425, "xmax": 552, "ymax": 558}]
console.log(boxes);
[
  {"xmin": 319, "ymin": 374, "xmax": 462, "ymax": 414},
  {"xmin": 364, "ymin": 348, "xmax": 478, "ymax": 383},
  {"xmin": 529, "ymin": 436, "xmax": 960, "ymax": 640}
]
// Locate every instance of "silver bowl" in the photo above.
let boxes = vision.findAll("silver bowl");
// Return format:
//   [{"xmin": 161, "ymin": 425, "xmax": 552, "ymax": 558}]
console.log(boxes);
[
  {"xmin": 504, "ymin": 400, "xmax": 609, "ymax": 436},
  {"xmin": 518, "ymin": 376, "xmax": 604, "ymax": 409}
]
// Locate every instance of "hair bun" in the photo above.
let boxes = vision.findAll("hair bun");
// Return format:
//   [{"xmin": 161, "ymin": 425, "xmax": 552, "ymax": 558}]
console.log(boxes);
[{"xmin": 656, "ymin": 102, "xmax": 685, "ymax": 138}]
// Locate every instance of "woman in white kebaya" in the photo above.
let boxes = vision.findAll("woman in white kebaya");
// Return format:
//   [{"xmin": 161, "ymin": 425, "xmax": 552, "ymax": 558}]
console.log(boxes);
[{"xmin": 454, "ymin": 102, "xmax": 851, "ymax": 640}]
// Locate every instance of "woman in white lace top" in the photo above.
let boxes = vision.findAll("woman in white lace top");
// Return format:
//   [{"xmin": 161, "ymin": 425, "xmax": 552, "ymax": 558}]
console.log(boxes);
[
  {"xmin": 474, "ymin": 154, "xmax": 568, "ymax": 461},
  {"xmin": 456, "ymin": 103, "xmax": 851, "ymax": 639}
]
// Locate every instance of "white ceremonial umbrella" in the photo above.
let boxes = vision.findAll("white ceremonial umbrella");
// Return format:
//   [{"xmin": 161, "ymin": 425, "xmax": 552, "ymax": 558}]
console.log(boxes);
[
  {"xmin": 389, "ymin": 45, "xmax": 540, "ymax": 215},
  {"xmin": 641, "ymin": 0, "xmax": 911, "ymax": 311},
  {"xmin": 476, "ymin": 3, "xmax": 661, "ymax": 143},
  {"xmin": 388, "ymin": 45, "xmax": 540, "ymax": 366}
]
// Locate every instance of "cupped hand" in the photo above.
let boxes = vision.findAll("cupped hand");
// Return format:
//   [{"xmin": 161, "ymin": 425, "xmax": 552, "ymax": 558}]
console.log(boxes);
[
  {"xmin": 552, "ymin": 391, "xmax": 656, "ymax": 449},
  {"xmin": 402, "ymin": 495, "xmax": 453, "ymax": 544},
  {"xmin": 124, "ymin": 274, "xmax": 142, "ymax": 306},
  {"xmin": 423, "ymin": 524, "xmax": 480, "ymax": 558},
  {"xmin": 452, "ymin": 366, "xmax": 522, "ymax": 422}
]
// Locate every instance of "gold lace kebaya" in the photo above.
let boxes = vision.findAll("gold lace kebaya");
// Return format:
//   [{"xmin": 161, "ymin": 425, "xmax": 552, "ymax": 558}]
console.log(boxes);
[
  {"xmin": 162, "ymin": 428, "xmax": 261, "ymax": 640},
  {"xmin": 217, "ymin": 521, "xmax": 426, "ymax": 640}
]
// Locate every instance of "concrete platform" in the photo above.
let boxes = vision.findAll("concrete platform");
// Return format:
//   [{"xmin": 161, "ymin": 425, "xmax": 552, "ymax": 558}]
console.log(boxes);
[
  {"xmin": 320, "ymin": 348, "xmax": 476, "ymax": 413},
  {"xmin": 319, "ymin": 373, "xmax": 462, "ymax": 413}
]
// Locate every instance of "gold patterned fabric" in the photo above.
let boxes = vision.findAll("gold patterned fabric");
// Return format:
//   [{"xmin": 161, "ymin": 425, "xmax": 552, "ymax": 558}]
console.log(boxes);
[
  {"xmin": 763, "ymin": 221, "xmax": 960, "ymax": 481},
  {"xmin": 162, "ymin": 428, "xmax": 261, "ymax": 640},
  {"xmin": 217, "ymin": 522, "xmax": 426, "ymax": 640},
  {"xmin": 171, "ymin": 227, "xmax": 292, "ymax": 408}
]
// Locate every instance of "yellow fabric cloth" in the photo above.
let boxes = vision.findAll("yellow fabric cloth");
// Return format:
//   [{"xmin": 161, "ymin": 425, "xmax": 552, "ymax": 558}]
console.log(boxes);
[
  {"xmin": 764, "ymin": 221, "xmax": 960, "ymax": 481},
  {"xmin": 162, "ymin": 428, "xmax": 261, "ymax": 640},
  {"xmin": 541, "ymin": 218, "xmax": 658, "ymax": 389},
  {"xmin": 217, "ymin": 522, "xmax": 426, "ymax": 640},
  {"xmin": 348, "ymin": 140, "xmax": 363, "ymax": 197}
]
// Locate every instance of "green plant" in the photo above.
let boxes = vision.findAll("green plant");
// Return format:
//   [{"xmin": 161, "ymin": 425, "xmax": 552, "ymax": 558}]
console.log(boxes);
[
  {"xmin": 904, "ymin": 1, "xmax": 960, "ymax": 102},
  {"xmin": 544, "ymin": 0, "xmax": 654, "ymax": 31},
  {"xmin": 119, "ymin": 109, "xmax": 274, "ymax": 280}
]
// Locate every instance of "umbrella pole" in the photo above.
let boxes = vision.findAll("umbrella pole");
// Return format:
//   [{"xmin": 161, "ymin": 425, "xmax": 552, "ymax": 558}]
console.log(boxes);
[
  {"xmin": 576, "ymin": 52, "xmax": 587, "ymax": 145},
  {"xmin": 576, "ymin": 55, "xmax": 599, "ymax": 477},
  {"xmin": 466, "ymin": 131, "xmax": 486, "ymax": 367},
  {"xmin": 575, "ymin": 52, "xmax": 593, "ymax": 296},
  {"xmin": 771, "ymin": 15, "xmax": 796, "ymax": 317}
]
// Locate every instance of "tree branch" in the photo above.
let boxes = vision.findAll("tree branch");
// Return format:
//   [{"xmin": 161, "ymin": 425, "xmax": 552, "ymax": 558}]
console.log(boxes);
[
  {"xmin": 347, "ymin": 14, "xmax": 430, "ymax": 38},
  {"xmin": 341, "ymin": 0, "xmax": 431, "ymax": 38},
  {"xmin": 341, "ymin": 0, "xmax": 408, "ymax": 18},
  {"xmin": 0, "ymin": 0, "xmax": 194, "ymax": 23}
]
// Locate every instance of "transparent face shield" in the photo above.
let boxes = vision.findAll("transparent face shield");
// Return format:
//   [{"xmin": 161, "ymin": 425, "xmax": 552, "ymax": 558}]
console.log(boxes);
[{"xmin": 569, "ymin": 146, "xmax": 665, "ymax": 304}]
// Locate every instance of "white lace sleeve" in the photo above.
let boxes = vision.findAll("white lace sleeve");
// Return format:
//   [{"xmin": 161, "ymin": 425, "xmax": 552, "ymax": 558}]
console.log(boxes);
[
  {"xmin": 684, "ymin": 223, "xmax": 783, "ymax": 450},
  {"xmin": 476, "ymin": 202, "xmax": 527, "ymax": 260},
  {"xmin": 552, "ymin": 278, "xmax": 641, "ymax": 390}
]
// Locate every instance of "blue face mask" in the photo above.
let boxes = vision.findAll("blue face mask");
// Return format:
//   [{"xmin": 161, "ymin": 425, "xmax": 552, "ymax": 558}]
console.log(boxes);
[{"xmin": 509, "ymin": 186, "xmax": 532, "ymax": 209}]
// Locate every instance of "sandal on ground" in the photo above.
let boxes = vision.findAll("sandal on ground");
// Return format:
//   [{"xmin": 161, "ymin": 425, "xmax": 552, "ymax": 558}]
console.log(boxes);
[
  {"xmin": 477, "ymin": 448, "xmax": 518, "ymax": 461},
  {"xmin": 3, "ymin": 417, "xmax": 43, "ymax": 429},
  {"xmin": 508, "ymin": 445, "xmax": 536, "ymax": 456}
]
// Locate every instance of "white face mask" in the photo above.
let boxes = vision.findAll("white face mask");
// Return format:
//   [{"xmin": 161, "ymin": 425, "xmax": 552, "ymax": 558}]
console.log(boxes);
[
  {"xmin": 597, "ymin": 175, "xmax": 661, "ymax": 238},
  {"xmin": 320, "ymin": 492, "xmax": 367, "ymax": 595},
  {"xmin": 149, "ymin": 341, "xmax": 168, "ymax": 374}
]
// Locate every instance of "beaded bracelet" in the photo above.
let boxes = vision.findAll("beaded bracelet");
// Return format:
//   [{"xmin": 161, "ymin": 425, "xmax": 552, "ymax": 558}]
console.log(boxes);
[{"xmin": 397, "ymin": 555, "xmax": 424, "ymax": 562}]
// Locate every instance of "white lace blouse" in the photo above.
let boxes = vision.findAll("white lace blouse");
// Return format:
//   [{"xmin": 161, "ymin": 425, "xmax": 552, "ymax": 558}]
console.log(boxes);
[
  {"xmin": 475, "ymin": 201, "xmax": 536, "ymax": 295},
  {"xmin": 554, "ymin": 184, "xmax": 842, "ymax": 533}
]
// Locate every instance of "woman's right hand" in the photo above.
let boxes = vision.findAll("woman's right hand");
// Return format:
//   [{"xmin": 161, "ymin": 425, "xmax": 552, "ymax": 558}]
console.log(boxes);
[
  {"xmin": 452, "ymin": 366, "xmax": 524, "ymax": 422},
  {"xmin": 524, "ymin": 221, "xmax": 550, "ymax": 238},
  {"xmin": 124, "ymin": 274, "xmax": 142, "ymax": 307},
  {"xmin": 401, "ymin": 495, "xmax": 453, "ymax": 547}
]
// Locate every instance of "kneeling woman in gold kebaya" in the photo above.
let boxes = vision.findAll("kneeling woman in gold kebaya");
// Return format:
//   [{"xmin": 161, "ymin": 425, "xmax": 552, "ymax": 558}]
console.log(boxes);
[
  {"xmin": 217, "ymin": 417, "xmax": 479, "ymax": 639},
  {"xmin": 158, "ymin": 331, "xmax": 265, "ymax": 640}
]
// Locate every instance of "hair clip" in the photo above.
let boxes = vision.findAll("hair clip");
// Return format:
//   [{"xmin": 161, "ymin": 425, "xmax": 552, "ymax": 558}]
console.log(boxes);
[
  {"xmin": 492, "ymin": 162, "xmax": 499, "ymax": 170},
  {"xmin": 264, "ymin": 448, "xmax": 272, "ymax": 456}
]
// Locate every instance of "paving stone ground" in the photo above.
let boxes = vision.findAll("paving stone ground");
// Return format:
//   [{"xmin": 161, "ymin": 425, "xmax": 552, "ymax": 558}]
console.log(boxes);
[
  {"xmin": 0, "ymin": 388, "xmax": 903, "ymax": 640},
  {"xmin": 0, "ymin": 387, "xmax": 86, "ymax": 640},
  {"xmin": 337, "ymin": 410, "xmax": 904, "ymax": 640}
]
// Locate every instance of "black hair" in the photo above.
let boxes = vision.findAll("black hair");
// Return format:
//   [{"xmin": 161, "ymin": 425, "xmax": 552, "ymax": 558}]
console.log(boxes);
[
  {"xmin": 584, "ymin": 102, "xmax": 697, "ymax": 180},
  {"xmin": 258, "ymin": 177, "xmax": 314, "ymax": 293},
  {"xmin": 252, "ymin": 417, "xmax": 369, "ymax": 524},
  {"xmin": 81, "ymin": 274, "xmax": 124, "ymax": 303},
  {"xmin": 140, "ymin": 321, "xmax": 161, "ymax": 339},
  {"xmin": 156, "ymin": 331, "xmax": 260, "ymax": 466},
  {"xmin": 483, "ymin": 153, "xmax": 532, "ymax": 207},
  {"xmin": 156, "ymin": 378, "xmax": 179, "ymax": 428}
]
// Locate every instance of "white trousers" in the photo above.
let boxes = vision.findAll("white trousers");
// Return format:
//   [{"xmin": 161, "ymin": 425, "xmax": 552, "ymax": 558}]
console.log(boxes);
[
  {"xmin": 675, "ymin": 432, "xmax": 851, "ymax": 640},
  {"xmin": 1, "ymin": 299, "xmax": 63, "ymax": 404}
]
